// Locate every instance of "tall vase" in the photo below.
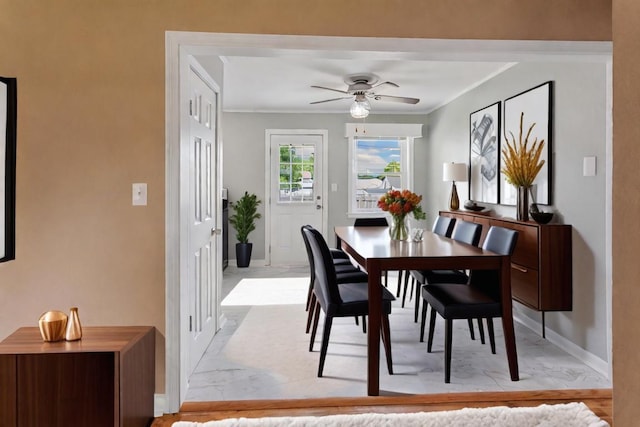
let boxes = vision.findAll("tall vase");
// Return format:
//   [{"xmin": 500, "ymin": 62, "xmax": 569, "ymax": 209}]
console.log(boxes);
[
  {"xmin": 517, "ymin": 186, "xmax": 530, "ymax": 222},
  {"xmin": 389, "ymin": 215, "xmax": 408, "ymax": 241},
  {"xmin": 65, "ymin": 307, "xmax": 82, "ymax": 341}
]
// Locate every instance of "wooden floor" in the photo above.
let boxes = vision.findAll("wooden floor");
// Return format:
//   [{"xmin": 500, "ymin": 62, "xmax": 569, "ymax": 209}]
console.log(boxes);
[{"xmin": 151, "ymin": 388, "xmax": 612, "ymax": 426}]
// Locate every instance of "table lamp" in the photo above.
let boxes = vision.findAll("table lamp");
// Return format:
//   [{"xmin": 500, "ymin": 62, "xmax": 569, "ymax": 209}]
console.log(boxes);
[{"xmin": 443, "ymin": 162, "xmax": 467, "ymax": 211}]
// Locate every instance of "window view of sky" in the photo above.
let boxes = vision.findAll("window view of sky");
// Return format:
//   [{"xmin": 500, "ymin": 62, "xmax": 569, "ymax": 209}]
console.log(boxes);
[{"xmin": 356, "ymin": 139, "xmax": 401, "ymax": 176}]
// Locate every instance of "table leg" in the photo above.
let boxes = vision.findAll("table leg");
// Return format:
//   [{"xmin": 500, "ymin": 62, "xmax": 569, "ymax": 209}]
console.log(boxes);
[
  {"xmin": 367, "ymin": 262, "xmax": 382, "ymax": 396},
  {"xmin": 500, "ymin": 256, "xmax": 519, "ymax": 381}
]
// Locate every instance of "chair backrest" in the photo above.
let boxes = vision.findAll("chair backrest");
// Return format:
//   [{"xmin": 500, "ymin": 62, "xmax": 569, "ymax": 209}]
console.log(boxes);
[
  {"xmin": 432, "ymin": 215, "xmax": 456, "ymax": 237},
  {"xmin": 451, "ymin": 220, "xmax": 482, "ymax": 246},
  {"xmin": 302, "ymin": 226, "xmax": 342, "ymax": 310},
  {"xmin": 354, "ymin": 217, "xmax": 388, "ymax": 227},
  {"xmin": 301, "ymin": 225, "xmax": 317, "ymax": 283},
  {"xmin": 470, "ymin": 225, "xmax": 519, "ymax": 300}
]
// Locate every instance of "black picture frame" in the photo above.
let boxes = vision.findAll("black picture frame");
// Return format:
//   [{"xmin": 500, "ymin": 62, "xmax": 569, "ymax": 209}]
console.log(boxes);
[
  {"xmin": 469, "ymin": 101, "xmax": 500, "ymax": 204},
  {"xmin": 500, "ymin": 81, "xmax": 553, "ymax": 206},
  {"xmin": 0, "ymin": 77, "xmax": 17, "ymax": 263}
]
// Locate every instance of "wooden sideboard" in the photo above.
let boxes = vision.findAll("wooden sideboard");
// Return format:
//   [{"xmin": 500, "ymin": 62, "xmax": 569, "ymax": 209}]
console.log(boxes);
[
  {"xmin": 0, "ymin": 326, "xmax": 155, "ymax": 427},
  {"xmin": 440, "ymin": 211, "xmax": 572, "ymax": 336}
]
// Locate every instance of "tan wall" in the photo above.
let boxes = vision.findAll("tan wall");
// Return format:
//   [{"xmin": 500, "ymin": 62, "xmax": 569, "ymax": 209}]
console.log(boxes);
[
  {"xmin": 612, "ymin": 0, "xmax": 640, "ymax": 425},
  {"xmin": 0, "ymin": 0, "xmax": 620, "ymax": 414}
]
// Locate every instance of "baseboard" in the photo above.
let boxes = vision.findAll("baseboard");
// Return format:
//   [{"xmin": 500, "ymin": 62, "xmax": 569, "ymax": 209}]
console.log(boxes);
[
  {"xmin": 513, "ymin": 308, "xmax": 610, "ymax": 380},
  {"xmin": 228, "ymin": 258, "xmax": 267, "ymax": 267},
  {"xmin": 154, "ymin": 393, "xmax": 167, "ymax": 417}
]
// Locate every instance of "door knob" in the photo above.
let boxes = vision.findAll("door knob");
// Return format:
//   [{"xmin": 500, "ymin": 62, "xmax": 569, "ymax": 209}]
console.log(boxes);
[
  {"xmin": 211, "ymin": 228, "xmax": 222, "ymax": 235},
  {"xmin": 316, "ymin": 205, "xmax": 322, "ymax": 210}
]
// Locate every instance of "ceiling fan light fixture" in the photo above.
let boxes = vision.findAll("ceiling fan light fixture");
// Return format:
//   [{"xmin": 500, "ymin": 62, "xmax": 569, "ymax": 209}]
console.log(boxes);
[{"xmin": 350, "ymin": 98, "xmax": 371, "ymax": 118}]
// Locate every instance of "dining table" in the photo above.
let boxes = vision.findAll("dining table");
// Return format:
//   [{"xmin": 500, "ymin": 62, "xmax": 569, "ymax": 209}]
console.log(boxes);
[{"xmin": 334, "ymin": 225, "xmax": 519, "ymax": 396}]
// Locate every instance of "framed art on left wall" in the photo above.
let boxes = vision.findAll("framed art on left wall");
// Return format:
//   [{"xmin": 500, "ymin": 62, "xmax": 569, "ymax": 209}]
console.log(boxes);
[{"xmin": 0, "ymin": 77, "xmax": 17, "ymax": 263}]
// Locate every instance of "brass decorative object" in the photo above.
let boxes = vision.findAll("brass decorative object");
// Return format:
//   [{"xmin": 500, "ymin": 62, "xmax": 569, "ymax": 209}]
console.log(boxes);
[
  {"xmin": 65, "ymin": 307, "xmax": 82, "ymax": 341},
  {"xmin": 38, "ymin": 311, "xmax": 68, "ymax": 342}
]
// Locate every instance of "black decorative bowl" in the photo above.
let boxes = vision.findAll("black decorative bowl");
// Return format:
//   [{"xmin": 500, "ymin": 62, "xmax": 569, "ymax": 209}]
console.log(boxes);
[
  {"xmin": 463, "ymin": 201, "xmax": 485, "ymax": 212},
  {"xmin": 530, "ymin": 211, "xmax": 554, "ymax": 224}
]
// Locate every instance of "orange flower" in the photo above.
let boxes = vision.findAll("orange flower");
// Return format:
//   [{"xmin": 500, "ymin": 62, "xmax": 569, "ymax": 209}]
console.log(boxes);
[{"xmin": 377, "ymin": 189, "xmax": 426, "ymax": 220}]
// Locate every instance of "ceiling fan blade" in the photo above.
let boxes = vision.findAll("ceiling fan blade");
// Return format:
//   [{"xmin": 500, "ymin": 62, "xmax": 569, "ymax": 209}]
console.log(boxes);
[
  {"xmin": 311, "ymin": 85, "xmax": 350, "ymax": 95},
  {"xmin": 371, "ymin": 81, "xmax": 399, "ymax": 91},
  {"xmin": 310, "ymin": 96, "xmax": 352, "ymax": 104},
  {"xmin": 372, "ymin": 94, "xmax": 420, "ymax": 104}
]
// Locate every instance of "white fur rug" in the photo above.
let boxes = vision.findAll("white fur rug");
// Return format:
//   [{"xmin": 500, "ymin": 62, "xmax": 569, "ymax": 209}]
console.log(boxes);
[{"xmin": 172, "ymin": 402, "xmax": 608, "ymax": 427}]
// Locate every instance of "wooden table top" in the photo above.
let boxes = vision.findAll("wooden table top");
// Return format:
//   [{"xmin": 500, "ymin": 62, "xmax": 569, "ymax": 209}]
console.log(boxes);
[{"xmin": 0, "ymin": 325, "xmax": 154, "ymax": 354}]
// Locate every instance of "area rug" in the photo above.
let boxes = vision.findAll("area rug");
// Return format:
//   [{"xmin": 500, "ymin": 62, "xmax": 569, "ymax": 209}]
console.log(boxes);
[
  {"xmin": 221, "ymin": 277, "xmax": 308, "ymax": 306},
  {"xmin": 173, "ymin": 402, "xmax": 609, "ymax": 427},
  {"xmin": 172, "ymin": 402, "xmax": 608, "ymax": 427}
]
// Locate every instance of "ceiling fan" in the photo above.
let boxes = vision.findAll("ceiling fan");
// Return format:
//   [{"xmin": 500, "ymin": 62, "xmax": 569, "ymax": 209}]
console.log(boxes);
[{"xmin": 310, "ymin": 73, "xmax": 420, "ymax": 118}]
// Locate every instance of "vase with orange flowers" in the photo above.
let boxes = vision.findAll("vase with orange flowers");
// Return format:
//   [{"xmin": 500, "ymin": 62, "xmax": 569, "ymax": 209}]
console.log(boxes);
[{"xmin": 377, "ymin": 189, "xmax": 426, "ymax": 241}]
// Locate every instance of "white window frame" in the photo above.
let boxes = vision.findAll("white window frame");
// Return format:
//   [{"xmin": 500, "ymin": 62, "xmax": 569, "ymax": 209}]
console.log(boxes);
[{"xmin": 345, "ymin": 123, "xmax": 423, "ymax": 218}]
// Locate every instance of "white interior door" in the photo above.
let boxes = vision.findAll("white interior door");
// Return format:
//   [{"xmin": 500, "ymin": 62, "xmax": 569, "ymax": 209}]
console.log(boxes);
[
  {"xmin": 185, "ymin": 62, "xmax": 221, "ymax": 375},
  {"xmin": 267, "ymin": 130, "xmax": 326, "ymax": 266}
]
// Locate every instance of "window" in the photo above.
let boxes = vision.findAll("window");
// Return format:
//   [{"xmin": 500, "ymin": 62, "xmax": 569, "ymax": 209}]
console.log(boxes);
[
  {"xmin": 278, "ymin": 144, "xmax": 315, "ymax": 203},
  {"xmin": 346, "ymin": 123, "xmax": 422, "ymax": 217}
]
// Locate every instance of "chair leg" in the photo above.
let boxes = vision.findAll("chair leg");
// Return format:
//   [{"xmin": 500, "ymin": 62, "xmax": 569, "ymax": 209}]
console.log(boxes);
[
  {"xmin": 420, "ymin": 300, "xmax": 428, "ymax": 342},
  {"xmin": 381, "ymin": 314, "xmax": 393, "ymax": 375},
  {"xmin": 486, "ymin": 318, "xmax": 496, "ymax": 354},
  {"xmin": 317, "ymin": 315, "xmax": 333, "ymax": 377},
  {"xmin": 409, "ymin": 276, "xmax": 415, "ymax": 302},
  {"xmin": 306, "ymin": 293, "xmax": 317, "ymax": 333},
  {"xmin": 305, "ymin": 278, "xmax": 314, "ymax": 312},
  {"xmin": 414, "ymin": 280, "xmax": 421, "ymax": 323},
  {"xmin": 362, "ymin": 315, "xmax": 367, "ymax": 333},
  {"xmin": 384, "ymin": 271, "xmax": 388, "ymax": 287},
  {"xmin": 444, "ymin": 319, "xmax": 453, "ymax": 383},
  {"xmin": 396, "ymin": 270, "xmax": 403, "ymax": 297},
  {"xmin": 467, "ymin": 318, "xmax": 476, "ymax": 340},
  {"xmin": 477, "ymin": 318, "xmax": 486, "ymax": 344},
  {"xmin": 309, "ymin": 301, "xmax": 321, "ymax": 352},
  {"xmin": 401, "ymin": 271, "xmax": 410, "ymax": 308},
  {"xmin": 427, "ymin": 306, "xmax": 437, "ymax": 353}
]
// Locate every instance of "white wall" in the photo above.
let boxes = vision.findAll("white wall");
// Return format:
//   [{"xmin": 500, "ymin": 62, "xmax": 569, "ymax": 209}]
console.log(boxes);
[
  {"xmin": 222, "ymin": 113, "xmax": 427, "ymax": 260},
  {"xmin": 421, "ymin": 62, "xmax": 609, "ymax": 362}
]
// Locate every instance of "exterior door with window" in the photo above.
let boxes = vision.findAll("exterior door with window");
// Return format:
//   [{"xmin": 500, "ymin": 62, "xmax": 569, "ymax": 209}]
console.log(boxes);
[{"xmin": 268, "ymin": 130, "xmax": 325, "ymax": 265}]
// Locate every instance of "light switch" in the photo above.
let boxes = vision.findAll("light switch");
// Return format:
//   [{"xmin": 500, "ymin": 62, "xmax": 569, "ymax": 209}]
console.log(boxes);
[
  {"xmin": 132, "ymin": 183, "xmax": 147, "ymax": 206},
  {"xmin": 331, "ymin": 183, "xmax": 338, "ymax": 192},
  {"xmin": 583, "ymin": 156, "xmax": 597, "ymax": 177}
]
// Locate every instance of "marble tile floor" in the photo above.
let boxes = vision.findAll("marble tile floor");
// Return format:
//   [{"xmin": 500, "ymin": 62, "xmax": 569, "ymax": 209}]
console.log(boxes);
[{"xmin": 185, "ymin": 265, "xmax": 611, "ymax": 401}]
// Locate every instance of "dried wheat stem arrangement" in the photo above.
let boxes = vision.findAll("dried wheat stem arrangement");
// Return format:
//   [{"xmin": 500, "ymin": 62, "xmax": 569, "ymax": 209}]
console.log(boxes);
[{"xmin": 501, "ymin": 112, "xmax": 545, "ymax": 187}]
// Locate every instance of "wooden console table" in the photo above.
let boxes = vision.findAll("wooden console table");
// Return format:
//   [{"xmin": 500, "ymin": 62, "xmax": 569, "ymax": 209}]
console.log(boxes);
[
  {"xmin": 441, "ymin": 211, "xmax": 572, "ymax": 337},
  {"xmin": 0, "ymin": 326, "xmax": 155, "ymax": 427}
]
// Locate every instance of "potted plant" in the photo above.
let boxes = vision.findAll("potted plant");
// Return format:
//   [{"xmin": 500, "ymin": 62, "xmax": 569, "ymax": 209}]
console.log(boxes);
[{"xmin": 229, "ymin": 191, "xmax": 262, "ymax": 267}]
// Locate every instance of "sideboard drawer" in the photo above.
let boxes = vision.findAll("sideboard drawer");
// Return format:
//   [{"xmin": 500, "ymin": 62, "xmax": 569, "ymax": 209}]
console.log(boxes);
[
  {"xmin": 511, "ymin": 263, "xmax": 539, "ymax": 309},
  {"xmin": 494, "ymin": 220, "xmax": 539, "ymax": 269}
]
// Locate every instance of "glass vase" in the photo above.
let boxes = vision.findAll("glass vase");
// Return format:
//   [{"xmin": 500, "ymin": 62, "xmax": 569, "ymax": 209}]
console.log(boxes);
[
  {"xmin": 389, "ymin": 215, "xmax": 409, "ymax": 241},
  {"xmin": 517, "ymin": 186, "xmax": 530, "ymax": 222}
]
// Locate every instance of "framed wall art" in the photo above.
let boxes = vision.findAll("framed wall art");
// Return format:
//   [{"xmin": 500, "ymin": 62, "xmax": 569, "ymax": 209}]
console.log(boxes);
[
  {"xmin": 0, "ymin": 77, "xmax": 17, "ymax": 263},
  {"xmin": 500, "ymin": 81, "xmax": 553, "ymax": 206},
  {"xmin": 469, "ymin": 101, "xmax": 500, "ymax": 204}
]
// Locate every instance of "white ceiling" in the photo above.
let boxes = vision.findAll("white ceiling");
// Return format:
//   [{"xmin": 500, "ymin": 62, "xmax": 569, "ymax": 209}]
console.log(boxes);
[
  {"xmin": 189, "ymin": 35, "xmax": 611, "ymax": 116},
  {"xmin": 215, "ymin": 56, "xmax": 513, "ymax": 115}
]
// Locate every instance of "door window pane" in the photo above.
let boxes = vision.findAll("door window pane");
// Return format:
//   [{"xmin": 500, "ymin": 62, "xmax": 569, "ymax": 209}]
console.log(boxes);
[{"xmin": 278, "ymin": 143, "xmax": 315, "ymax": 203}]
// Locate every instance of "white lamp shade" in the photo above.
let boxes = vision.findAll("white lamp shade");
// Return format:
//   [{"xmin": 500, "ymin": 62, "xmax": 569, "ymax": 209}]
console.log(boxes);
[{"xmin": 443, "ymin": 162, "xmax": 467, "ymax": 182}]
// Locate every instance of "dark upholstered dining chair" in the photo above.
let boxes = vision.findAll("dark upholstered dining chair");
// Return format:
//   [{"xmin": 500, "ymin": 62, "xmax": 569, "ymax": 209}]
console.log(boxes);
[
  {"xmin": 412, "ymin": 220, "xmax": 482, "ymax": 334},
  {"xmin": 303, "ymin": 225, "xmax": 396, "ymax": 377},
  {"xmin": 422, "ymin": 225, "xmax": 518, "ymax": 383},
  {"xmin": 301, "ymin": 225, "xmax": 368, "ymax": 333}
]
